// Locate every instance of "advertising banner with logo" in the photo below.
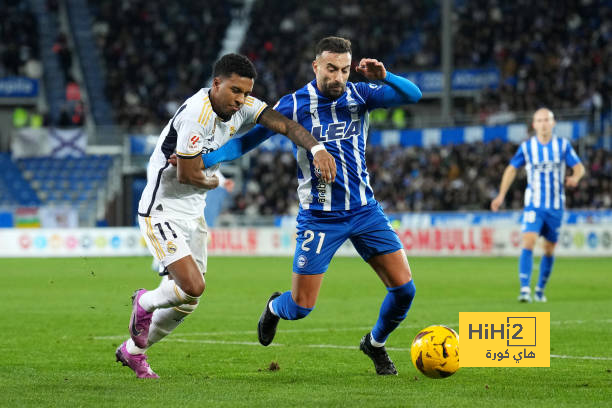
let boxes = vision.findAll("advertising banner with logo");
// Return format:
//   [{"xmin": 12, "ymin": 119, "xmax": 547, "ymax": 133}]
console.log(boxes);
[
  {"xmin": 1, "ymin": 224, "xmax": 610, "ymax": 258},
  {"xmin": 0, "ymin": 228, "xmax": 149, "ymax": 257},
  {"xmin": 0, "ymin": 77, "xmax": 38, "ymax": 98}
]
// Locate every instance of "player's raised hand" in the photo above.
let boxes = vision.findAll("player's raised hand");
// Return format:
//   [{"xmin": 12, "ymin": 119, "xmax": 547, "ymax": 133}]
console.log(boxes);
[
  {"xmin": 490, "ymin": 195, "xmax": 504, "ymax": 212},
  {"xmin": 356, "ymin": 58, "xmax": 387, "ymax": 81},
  {"xmin": 313, "ymin": 150, "xmax": 337, "ymax": 184}
]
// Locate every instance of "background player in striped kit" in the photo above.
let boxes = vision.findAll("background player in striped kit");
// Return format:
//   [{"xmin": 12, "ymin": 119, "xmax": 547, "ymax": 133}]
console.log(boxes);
[
  {"xmin": 116, "ymin": 53, "xmax": 335, "ymax": 378},
  {"xmin": 201, "ymin": 37, "xmax": 422, "ymax": 375},
  {"xmin": 491, "ymin": 108, "xmax": 585, "ymax": 302}
]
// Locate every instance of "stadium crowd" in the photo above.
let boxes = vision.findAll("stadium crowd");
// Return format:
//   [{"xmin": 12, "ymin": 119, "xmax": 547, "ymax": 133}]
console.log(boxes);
[
  {"xmin": 2, "ymin": 1, "xmax": 610, "ymax": 218},
  {"xmin": 243, "ymin": 0, "xmax": 611, "ymax": 123},
  {"xmin": 0, "ymin": 1, "xmax": 39, "ymax": 79},
  {"xmin": 229, "ymin": 141, "xmax": 610, "ymax": 215},
  {"xmin": 453, "ymin": 0, "xmax": 611, "ymax": 123},
  {"xmin": 88, "ymin": 0, "xmax": 238, "ymax": 129},
  {"xmin": 83, "ymin": 0, "xmax": 611, "ymax": 129}
]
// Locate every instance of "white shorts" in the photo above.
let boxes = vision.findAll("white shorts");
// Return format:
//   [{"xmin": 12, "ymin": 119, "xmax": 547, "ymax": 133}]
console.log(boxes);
[{"xmin": 138, "ymin": 214, "xmax": 208, "ymax": 275}]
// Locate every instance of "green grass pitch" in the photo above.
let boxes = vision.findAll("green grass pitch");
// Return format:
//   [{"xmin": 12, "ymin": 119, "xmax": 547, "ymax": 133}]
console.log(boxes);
[{"xmin": 1, "ymin": 256, "xmax": 611, "ymax": 407}]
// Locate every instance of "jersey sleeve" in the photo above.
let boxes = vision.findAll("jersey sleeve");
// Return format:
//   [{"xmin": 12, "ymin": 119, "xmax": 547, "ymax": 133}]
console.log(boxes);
[
  {"xmin": 352, "ymin": 74, "xmax": 422, "ymax": 110},
  {"xmin": 175, "ymin": 119, "xmax": 208, "ymax": 159},
  {"xmin": 240, "ymin": 96, "xmax": 268, "ymax": 126},
  {"xmin": 564, "ymin": 141, "xmax": 582, "ymax": 167},
  {"xmin": 273, "ymin": 94, "xmax": 295, "ymax": 119},
  {"xmin": 509, "ymin": 143, "xmax": 526, "ymax": 168}
]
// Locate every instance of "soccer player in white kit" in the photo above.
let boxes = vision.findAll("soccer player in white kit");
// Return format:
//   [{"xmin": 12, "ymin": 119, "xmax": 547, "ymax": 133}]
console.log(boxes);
[{"xmin": 115, "ymin": 54, "xmax": 336, "ymax": 378}]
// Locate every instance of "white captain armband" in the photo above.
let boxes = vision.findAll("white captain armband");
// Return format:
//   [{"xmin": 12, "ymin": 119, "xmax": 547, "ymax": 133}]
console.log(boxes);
[{"xmin": 310, "ymin": 144, "xmax": 326, "ymax": 156}]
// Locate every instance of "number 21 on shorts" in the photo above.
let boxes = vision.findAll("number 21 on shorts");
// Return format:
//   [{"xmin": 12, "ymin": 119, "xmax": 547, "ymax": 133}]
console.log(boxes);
[{"xmin": 301, "ymin": 230, "xmax": 326, "ymax": 254}]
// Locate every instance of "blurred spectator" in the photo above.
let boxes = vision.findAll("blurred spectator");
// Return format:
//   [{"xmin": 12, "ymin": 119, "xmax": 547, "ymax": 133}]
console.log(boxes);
[
  {"xmin": 65, "ymin": 76, "xmax": 82, "ymax": 102},
  {"xmin": 52, "ymin": 33, "xmax": 72, "ymax": 81},
  {"xmin": 0, "ymin": 2, "xmax": 39, "ymax": 78}
]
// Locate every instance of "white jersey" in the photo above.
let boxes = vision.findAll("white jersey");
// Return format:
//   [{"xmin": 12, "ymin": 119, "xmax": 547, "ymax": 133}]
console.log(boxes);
[{"xmin": 138, "ymin": 88, "xmax": 267, "ymax": 218}]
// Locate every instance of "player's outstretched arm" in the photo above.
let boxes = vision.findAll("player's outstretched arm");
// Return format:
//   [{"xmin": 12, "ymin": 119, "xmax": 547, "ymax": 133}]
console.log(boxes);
[
  {"xmin": 258, "ymin": 109, "xmax": 337, "ymax": 183},
  {"xmin": 356, "ymin": 58, "xmax": 422, "ymax": 107},
  {"xmin": 201, "ymin": 125, "xmax": 275, "ymax": 168},
  {"xmin": 491, "ymin": 165, "xmax": 517, "ymax": 211}
]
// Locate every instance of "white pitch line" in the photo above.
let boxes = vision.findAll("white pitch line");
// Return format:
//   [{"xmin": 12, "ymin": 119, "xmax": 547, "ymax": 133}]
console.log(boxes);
[
  {"xmin": 92, "ymin": 323, "xmax": 442, "ymax": 340},
  {"xmin": 550, "ymin": 318, "xmax": 612, "ymax": 325},
  {"xmin": 169, "ymin": 339, "xmax": 612, "ymax": 360},
  {"xmin": 172, "ymin": 338, "xmax": 283, "ymax": 347},
  {"xmin": 550, "ymin": 354, "xmax": 612, "ymax": 361},
  {"xmin": 94, "ymin": 336, "xmax": 612, "ymax": 361},
  {"xmin": 305, "ymin": 344, "xmax": 411, "ymax": 352},
  {"xmin": 168, "ymin": 323, "xmax": 433, "ymax": 337},
  {"xmin": 94, "ymin": 317, "xmax": 612, "ymax": 341}
]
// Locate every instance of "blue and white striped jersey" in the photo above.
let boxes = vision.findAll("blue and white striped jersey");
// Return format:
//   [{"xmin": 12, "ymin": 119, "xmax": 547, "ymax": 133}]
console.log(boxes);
[
  {"xmin": 510, "ymin": 135, "xmax": 582, "ymax": 210},
  {"xmin": 275, "ymin": 79, "xmax": 392, "ymax": 211}
]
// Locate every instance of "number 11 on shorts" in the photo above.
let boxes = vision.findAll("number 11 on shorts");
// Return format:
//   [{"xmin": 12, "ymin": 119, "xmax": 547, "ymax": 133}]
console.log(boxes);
[{"xmin": 301, "ymin": 230, "xmax": 326, "ymax": 254}]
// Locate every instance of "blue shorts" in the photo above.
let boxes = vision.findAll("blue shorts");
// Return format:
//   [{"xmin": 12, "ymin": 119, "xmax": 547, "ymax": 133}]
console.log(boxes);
[
  {"xmin": 293, "ymin": 202, "xmax": 403, "ymax": 275},
  {"xmin": 521, "ymin": 208, "xmax": 563, "ymax": 243}
]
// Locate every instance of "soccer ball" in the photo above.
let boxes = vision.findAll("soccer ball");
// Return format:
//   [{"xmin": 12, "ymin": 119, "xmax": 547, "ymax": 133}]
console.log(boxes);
[{"xmin": 411, "ymin": 325, "xmax": 460, "ymax": 379}]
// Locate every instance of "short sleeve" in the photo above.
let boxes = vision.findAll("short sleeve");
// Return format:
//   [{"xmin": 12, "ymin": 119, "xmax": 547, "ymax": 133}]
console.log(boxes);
[
  {"xmin": 241, "ymin": 96, "xmax": 268, "ymax": 126},
  {"xmin": 175, "ymin": 120, "xmax": 207, "ymax": 159},
  {"xmin": 273, "ymin": 94, "xmax": 295, "ymax": 119},
  {"xmin": 509, "ymin": 143, "xmax": 526, "ymax": 168},
  {"xmin": 564, "ymin": 140, "xmax": 581, "ymax": 167}
]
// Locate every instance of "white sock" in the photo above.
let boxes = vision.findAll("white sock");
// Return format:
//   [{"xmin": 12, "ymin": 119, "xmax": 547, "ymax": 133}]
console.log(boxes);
[
  {"xmin": 369, "ymin": 332, "xmax": 385, "ymax": 347},
  {"xmin": 147, "ymin": 302, "xmax": 198, "ymax": 346},
  {"xmin": 268, "ymin": 301, "xmax": 278, "ymax": 316},
  {"xmin": 139, "ymin": 276, "xmax": 199, "ymax": 312},
  {"xmin": 126, "ymin": 338, "xmax": 147, "ymax": 355}
]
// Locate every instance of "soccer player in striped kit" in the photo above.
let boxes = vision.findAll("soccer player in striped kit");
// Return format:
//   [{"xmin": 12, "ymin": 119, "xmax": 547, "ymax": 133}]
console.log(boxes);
[
  {"xmin": 201, "ymin": 37, "xmax": 422, "ymax": 375},
  {"xmin": 491, "ymin": 108, "xmax": 585, "ymax": 302}
]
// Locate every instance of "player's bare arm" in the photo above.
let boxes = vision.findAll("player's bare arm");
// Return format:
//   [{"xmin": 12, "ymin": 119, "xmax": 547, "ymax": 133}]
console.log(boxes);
[
  {"xmin": 257, "ymin": 108, "xmax": 337, "ymax": 183},
  {"xmin": 176, "ymin": 155, "xmax": 219, "ymax": 189},
  {"xmin": 566, "ymin": 162, "xmax": 585, "ymax": 188},
  {"xmin": 355, "ymin": 58, "xmax": 387, "ymax": 80},
  {"xmin": 491, "ymin": 165, "xmax": 517, "ymax": 211}
]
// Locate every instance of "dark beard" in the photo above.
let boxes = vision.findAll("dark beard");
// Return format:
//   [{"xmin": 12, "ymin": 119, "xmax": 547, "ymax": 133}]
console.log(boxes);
[{"xmin": 322, "ymin": 84, "xmax": 345, "ymax": 100}]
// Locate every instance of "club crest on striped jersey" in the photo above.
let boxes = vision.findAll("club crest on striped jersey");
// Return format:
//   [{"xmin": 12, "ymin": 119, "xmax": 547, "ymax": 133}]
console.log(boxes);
[{"xmin": 311, "ymin": 120, "xmax": 360, "ymax": 142}]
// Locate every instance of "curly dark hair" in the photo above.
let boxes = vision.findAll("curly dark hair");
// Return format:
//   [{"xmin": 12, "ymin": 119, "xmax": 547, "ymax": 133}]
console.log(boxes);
[
  {"xmin": 213, "ymin": 53, "xmax": 257, "ymax": 79},
  {"xmin": 315, "ymin": 36, "xmax": 352, "ymax": 57}
]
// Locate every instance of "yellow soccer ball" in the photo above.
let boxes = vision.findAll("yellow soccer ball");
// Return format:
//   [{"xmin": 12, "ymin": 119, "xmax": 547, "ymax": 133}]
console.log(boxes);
[{"xmin": 411, "ymin": 325, "xmax": 460, "ymax": 379}]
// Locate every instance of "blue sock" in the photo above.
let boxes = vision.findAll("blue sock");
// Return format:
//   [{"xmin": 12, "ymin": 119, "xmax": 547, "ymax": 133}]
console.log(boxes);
[
  {"xmin": 371, "ymin": 280, "xmax": 416, "ymax": 344},
  {"xmin": 537, "ymin": 255, "xmax": 555, "ymax": 292},
  {"xmin": 519, "ymin": 249, "xmax": 533, "ymax": 289},
  {"xmin": 271, "ymin": 291, "xmax": 313, "ymax": 320}
]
